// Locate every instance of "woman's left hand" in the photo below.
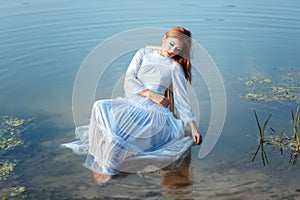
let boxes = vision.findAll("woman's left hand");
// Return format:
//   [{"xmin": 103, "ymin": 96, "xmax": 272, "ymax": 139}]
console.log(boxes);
[
  {"xmin": 192, "ymin": 130, "xmax": 202, "ymax": 145},
  {"xmin": 188, "ymin": 121, "xmax": 202, "ymax": 145}
]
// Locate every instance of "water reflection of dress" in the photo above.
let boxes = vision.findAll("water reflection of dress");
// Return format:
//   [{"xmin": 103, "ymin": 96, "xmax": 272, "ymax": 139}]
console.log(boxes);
[{"xmin": 66, "ymin": 48, "xmax": 197, "ymax": 175}]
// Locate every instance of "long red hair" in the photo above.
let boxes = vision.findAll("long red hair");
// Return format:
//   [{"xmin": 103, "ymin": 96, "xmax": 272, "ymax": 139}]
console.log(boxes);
[{"xmin": 164, "ymin": 27, "xmax": 192, "ymax": 83}]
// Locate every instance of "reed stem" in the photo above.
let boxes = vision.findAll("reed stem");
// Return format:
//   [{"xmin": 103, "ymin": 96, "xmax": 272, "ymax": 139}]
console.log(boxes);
[{"xmin": 251, "ymin": 110, "xmax": 271, "ymax": 165}]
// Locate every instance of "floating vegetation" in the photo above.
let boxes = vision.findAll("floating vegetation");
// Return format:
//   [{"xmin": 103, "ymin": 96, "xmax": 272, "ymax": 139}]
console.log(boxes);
[
  {"xmin": 0, "ymin": 115, "xmax": 33, "ymax": 199},
  {"xmin": 5, "ymin": 118, "xmax": 25, "ymax": 127},
  {"xmin": 9, "ymin": 186, "xmax": 26, "ymax": 197},
  {"xmin": 0, "ymin": 186, "xmax": 26, "ymax": 199},
  {"xmin": 239, "ymin": 67, "xmax": 300, "ymax": 103},
  {"xmin": 266, "ymin": 128, "xmax": 289, "ymax": 155},
  {"xmin": 251, "ymin": 107, "xmax": 300, "ymax": 166},
  {"xmin": 0, "ymin": 137, "xmax": 23, "ymax": 151},
  {"xmin": 0, "ymin": 160, "xmax": 17, "ymax": 181},
  {"xmin": 0, "ymin": 116, "xmax": 33, "ymax": 152}
]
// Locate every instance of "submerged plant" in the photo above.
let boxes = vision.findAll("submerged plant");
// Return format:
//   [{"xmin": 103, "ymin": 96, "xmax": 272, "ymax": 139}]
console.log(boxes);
[{"xmin": 251, "ymin": 110, "xmax": 272, "ymax": 166}]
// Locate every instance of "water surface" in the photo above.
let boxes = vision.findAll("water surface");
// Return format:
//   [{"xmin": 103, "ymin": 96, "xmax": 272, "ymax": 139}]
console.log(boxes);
[{"xmin": 1, "ymin": 0, "xmax": 300, "ymax": 199}]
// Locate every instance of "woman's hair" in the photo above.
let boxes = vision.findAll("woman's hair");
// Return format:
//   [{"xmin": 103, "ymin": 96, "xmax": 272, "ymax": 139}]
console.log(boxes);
[{"xmin": 165, "ymin": 27, "xmax": 192, "ymax": 83}]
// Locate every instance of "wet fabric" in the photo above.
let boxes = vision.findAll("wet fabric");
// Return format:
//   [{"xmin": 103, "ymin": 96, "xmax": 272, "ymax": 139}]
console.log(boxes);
[{"xmin": 62, "ymin": 48, "xmax": 197, "ymax": 175}]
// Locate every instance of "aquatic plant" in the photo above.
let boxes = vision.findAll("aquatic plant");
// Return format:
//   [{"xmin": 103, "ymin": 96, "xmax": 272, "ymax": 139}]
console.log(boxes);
[
  {"xmin": 289, "ymin": 106, "xmax": 300, "ymax": 165},
  {"xmin": 0, "ymin": 160, "xmax": 17, "ymax": 181},
  {"xmin": 0, "ymin": 137, "xmax": 23, "ymax": 151},
  {"xmin": 239, "ymin": 67, "xmax": 300, "ymax": 103},
  {"xmin": 9, "ymin": 186, "xmax": 26, "ymax": 197},
  {"xmin": 0, "ymin": 115, "xmax": 33, "ymax": 199},
  {"xmin": 0, "ymin": 185, "xmax": 26, "ymax": 199},
  {"xmin": 278, "ymin": 129, "xmax": 286, "ymax": 154},
  {"xmin": 291, "ymin": 107, "xmax": 300, "ymax": 140},
  {"xmin": 0, "ymin": 116, "xmax": 33, "ymax": 152},
  {"xmin": 251, "ymin": 110, "xmax": 271, "ymax": 166},
  {"xmin": 251, "ymin": 107, "xmax": 300, "ymax": 166},
  {"xmin": 267, "ymin": 128, "xmax": 290, "ymax": 155}
]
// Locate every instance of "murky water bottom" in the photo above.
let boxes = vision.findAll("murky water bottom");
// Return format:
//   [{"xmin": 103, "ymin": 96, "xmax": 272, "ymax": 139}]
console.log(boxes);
[
  {"xmin": 21, "ymin": 149, "xmax": 300, "ymax": 199},
  {"xmin": 2, "ymin": 121, "xmax": 297, "ymax": 200}
]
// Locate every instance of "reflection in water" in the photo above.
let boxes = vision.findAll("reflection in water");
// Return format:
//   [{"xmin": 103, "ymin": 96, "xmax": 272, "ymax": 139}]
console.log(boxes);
[{"xmin": 161, "ymin": 149, "xmax": 193, "ymax": 197}]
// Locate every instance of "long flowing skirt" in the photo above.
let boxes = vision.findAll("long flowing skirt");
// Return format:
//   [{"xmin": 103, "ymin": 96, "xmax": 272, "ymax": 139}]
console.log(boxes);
[{"xmin": 62, "ymin": 95, "xmax": 193, "ymax": 175}]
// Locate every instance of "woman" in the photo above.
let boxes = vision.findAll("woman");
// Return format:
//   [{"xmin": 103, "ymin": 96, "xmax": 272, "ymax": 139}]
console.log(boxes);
[{"xmin": 63, "ymin": 27, "xmax": 202, "ymax": 184}]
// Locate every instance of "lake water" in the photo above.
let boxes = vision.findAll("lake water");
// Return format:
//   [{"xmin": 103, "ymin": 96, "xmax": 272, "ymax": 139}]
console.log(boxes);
[{"xmin": 1, "ymin": 0, "xmax": 300, "ymax": 199}]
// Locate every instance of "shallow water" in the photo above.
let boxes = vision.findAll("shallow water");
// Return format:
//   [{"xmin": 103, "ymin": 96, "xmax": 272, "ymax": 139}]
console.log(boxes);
[{"xmin": 1, "ymin": 0, "xmax": 300, "ymax": 199}]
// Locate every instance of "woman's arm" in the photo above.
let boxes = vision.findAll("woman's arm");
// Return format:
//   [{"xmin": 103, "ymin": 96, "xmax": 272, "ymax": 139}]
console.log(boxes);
[
  {"xmin": 138, "ymin": 89, "xmax": 171, "ymax": 108},
  {"xmin": 124, "ymin": 49, "xmax": 147, "ymax": 96},
  {"xmin": 188, "ymin": 121, "xmax": 202, "ymax": 144},
  {"xmin": 172, "ymin": 67, "xmax": 202, "ymax": 144},
  {"xmin": 139, "ymin": 89, "xmax": 202, "ymax": 145},
  {"xmin": 171, "ymin": 67, "xmax": 197, "ymax": 126}
]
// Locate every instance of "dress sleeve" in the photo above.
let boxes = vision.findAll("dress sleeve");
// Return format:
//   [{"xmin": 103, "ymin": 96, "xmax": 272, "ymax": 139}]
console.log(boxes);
[
  {"xmin": 172, "ymin": 66, "xmax": 197, "ymax": 126},
  {"xmin": 124, "ymin": 48, "xmax": 147, "ymax": 96}
]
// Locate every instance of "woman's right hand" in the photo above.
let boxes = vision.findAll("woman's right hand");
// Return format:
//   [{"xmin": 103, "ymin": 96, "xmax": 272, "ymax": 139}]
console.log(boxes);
[{"xmin": 139, "ymin": 89, "xmax": 170, "ymax": 108}]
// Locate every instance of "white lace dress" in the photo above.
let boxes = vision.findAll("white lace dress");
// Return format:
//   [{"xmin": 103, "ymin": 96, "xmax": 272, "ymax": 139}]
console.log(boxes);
[{"xmin": 62, "ymin": 48, "xmax": 197, "ymax": 175}]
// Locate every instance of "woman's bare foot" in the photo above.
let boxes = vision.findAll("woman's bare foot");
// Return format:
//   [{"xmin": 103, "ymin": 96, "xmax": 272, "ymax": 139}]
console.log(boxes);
[{"xmin": 93, "ymin": 172, "xmax": 112, "ymax": 184}]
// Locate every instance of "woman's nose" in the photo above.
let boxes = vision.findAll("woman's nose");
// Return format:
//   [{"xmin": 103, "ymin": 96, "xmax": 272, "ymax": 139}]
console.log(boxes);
[{"xmin": 170, "ymin": 46, "xmax": 176, "ymax": 53}]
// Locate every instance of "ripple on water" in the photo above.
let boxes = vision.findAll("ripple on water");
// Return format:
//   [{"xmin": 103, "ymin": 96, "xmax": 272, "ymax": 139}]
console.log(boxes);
[{"xmin": 1, "ymin": 0, "xmax": 300, "ymax": 199}]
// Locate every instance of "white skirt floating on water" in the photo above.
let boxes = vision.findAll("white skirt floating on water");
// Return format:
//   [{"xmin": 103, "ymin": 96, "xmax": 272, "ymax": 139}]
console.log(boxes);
[{"xmin": 62, "ymin": 94, "xmax": 193, "ymax": 175}]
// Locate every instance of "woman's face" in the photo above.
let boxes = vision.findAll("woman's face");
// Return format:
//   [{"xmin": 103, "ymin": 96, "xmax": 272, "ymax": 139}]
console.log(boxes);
[{"xmin": 160, "ymin": 36, "xmax": 184, "ymax": 58}]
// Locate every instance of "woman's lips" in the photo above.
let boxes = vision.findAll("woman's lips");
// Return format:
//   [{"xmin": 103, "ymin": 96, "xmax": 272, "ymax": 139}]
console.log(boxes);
[{"xmin": 166, "ymin": 51, "xmax": 173, "ymax": 57}]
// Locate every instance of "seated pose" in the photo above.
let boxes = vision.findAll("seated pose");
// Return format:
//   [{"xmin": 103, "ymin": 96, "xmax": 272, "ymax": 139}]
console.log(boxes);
[{"xmin": 63, "ymin": 26, "xmax": 202, "ymax": 184}]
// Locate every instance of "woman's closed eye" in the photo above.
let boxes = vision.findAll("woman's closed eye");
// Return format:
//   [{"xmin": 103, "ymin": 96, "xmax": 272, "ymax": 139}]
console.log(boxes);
[
  {"xmin": 174, "ymin": 47, "xmax": 181, "ymax": 53},
  {"xmin": 170, "ymin": 42, "xmax": 181, "ymax": 53}
]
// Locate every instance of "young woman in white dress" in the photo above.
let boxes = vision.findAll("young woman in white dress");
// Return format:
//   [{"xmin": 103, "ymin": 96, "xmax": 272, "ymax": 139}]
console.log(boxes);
[{"xmin": 64, "ymin": 27, "xmax": 202, "ymax": 184}]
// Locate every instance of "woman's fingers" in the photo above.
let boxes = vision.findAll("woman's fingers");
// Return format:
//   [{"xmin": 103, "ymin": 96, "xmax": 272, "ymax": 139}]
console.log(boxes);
[
  {"xmin": 198, "ymin": 134, "xmax": 202, "ymax": 144},
  {"xmin": 193, "ymin": 132, "xmax": 202, "ymax": 145},
  {"xmin": 151, "ymin": 93, "xmax": 170, "ymax": 107},
  {"xmin": 139, "ymin": 90, "xmax": 171, "ymax": 107},
  {"xmin": 160, "ymin": 96, "xmax": 170, "ymax": 107}
]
